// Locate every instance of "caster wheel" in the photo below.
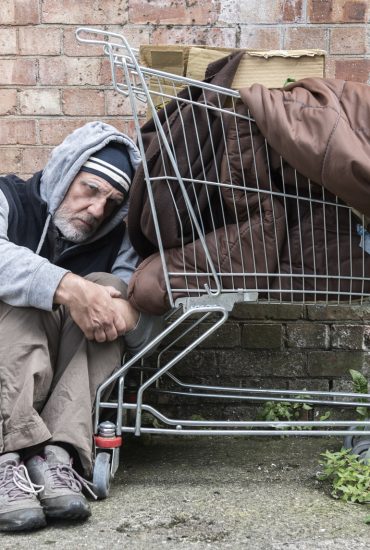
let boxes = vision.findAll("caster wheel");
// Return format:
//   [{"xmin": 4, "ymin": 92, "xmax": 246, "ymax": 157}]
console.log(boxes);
[
  {"xmin": 351, "ymin": 440, "xmax": 370, "ymax": 464},
  {"xmin": 343, "ymin": 426, "xmax": 366, "ymax": 450},
  {"xmin": 93, "ymin": 452, "xmax": 111, "ymax": 499}
]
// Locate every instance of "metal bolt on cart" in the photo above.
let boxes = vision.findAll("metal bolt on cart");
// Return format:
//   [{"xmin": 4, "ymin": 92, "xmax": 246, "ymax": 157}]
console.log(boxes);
[{"xmin": 76, "ymin": 27, "xmax": 370, "ymax": 498}]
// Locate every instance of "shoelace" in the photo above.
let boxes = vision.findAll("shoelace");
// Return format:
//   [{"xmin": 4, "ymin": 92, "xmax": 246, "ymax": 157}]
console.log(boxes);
[
  {"xmin": 47, "ymin": 463, "xmax": 97, "ymax": 500},
  {"xmin": 0, "ymin": 462, "xmax": 44, "ymax": 502}
]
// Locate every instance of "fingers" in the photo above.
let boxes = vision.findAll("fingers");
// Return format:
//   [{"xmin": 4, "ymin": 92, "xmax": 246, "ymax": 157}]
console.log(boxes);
[
  {"xmin": 66, "ymin": 280, "xmax": 127, "ymax": 342},
  {"xmin": 91, "ymin": 314, "xmax": 126, "ymax": 343},
  {"xmin": 105, "ymin": 286, "xmax": 122, "ymax": 298},
  {"xmin": 94, "ymin": 325, "xmax": 117, "ymax": 343}
]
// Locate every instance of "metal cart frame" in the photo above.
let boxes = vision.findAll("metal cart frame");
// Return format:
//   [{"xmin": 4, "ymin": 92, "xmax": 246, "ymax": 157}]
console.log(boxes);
[{"xmin": 76, "ymin": 28, "xmax": 370, "ymax": 498}]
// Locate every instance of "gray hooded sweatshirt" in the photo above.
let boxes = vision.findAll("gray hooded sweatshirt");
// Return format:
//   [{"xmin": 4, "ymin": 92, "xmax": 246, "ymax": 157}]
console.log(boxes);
[{"xmin": 0, "ymin": 121, "xmax": 161, "ymax": 353}]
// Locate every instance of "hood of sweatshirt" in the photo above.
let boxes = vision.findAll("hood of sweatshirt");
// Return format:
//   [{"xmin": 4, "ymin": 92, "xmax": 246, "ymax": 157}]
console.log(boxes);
[
  {"xmin": 37, "ymin": 120, "xmax": 141, "ymax": 252},
  {"xmin": 41, "ymin": 120, "xmax": 141, "ymax": 214}
]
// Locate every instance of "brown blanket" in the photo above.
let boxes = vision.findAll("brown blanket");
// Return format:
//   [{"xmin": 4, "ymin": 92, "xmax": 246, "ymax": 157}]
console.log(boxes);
[{"xmin": 128, "ymin": 70, "xmax": 370, "ymax": 314}]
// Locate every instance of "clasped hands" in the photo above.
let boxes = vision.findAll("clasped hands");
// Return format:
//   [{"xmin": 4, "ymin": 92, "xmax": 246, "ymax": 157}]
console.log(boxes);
[{"xmin": 54, "ymin": 273, "xmax": 139, "ymax": 343}]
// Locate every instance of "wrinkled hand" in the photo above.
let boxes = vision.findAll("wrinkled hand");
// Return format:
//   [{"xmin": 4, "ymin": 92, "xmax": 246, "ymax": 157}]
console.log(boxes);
[{"xmin": 54, "ymin": 273, "xmax": 139, "ymax": 342}]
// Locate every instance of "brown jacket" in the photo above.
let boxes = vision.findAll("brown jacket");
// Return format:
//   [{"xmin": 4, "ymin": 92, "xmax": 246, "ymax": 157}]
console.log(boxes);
[{"xmin": 128, "ymin": 76, "xmax": 370, "ymax": 314}]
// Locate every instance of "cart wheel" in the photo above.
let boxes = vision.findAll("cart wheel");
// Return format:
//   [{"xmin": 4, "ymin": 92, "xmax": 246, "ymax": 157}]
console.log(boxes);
[
  {"xmin": 343, "ymin": 426, "xmax": 365, "ymax": 450},
  {"xmin": 363, "ymin": 446, "xmax": 370, "ymax": 465},
  {"xmin": 351, "ymin": 440, "xmax": 370, "ymax": 462},
  {"xmin": 93, "ymin": 452, "xmax": 111, "ymax": 499}
]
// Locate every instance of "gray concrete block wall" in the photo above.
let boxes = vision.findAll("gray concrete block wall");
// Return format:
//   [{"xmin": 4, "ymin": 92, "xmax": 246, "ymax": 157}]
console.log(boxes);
[{"xmin": 156, "ymin": 303, "xmax": 370, "ymax": 395}]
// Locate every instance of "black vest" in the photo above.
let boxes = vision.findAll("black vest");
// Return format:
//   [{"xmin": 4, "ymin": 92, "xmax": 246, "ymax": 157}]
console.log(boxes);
[{"xmin": 0, "ymin": 172, "xmax": 124, "ymax": 276}]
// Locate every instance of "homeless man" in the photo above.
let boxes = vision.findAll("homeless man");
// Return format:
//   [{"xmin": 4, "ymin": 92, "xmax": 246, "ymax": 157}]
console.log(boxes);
[{"xmin": 0, "ymin": 121, "xmax": 159, "ymax": 531}]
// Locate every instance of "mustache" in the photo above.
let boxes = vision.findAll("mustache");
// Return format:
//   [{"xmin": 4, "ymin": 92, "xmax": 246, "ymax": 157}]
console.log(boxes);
[{"xmin": 74, "ymin": 214, "xmax": 99, "ymax": 229}]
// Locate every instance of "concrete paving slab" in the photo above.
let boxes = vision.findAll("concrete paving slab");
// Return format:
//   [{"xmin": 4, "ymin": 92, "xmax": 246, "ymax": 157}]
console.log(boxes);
[{"xmin": 1, "ymin": 436, "xmax": 370, "ymax": 549}]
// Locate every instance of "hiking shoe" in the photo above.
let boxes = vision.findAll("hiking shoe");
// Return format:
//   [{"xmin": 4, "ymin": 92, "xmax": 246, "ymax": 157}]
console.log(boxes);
[
  {"xmin": 0, "ymin": 452, "xmax": 46, "ymax": 532},
  {"xmin": 26, "ymin": 445, "xmax": 95, "ymax": 520}
]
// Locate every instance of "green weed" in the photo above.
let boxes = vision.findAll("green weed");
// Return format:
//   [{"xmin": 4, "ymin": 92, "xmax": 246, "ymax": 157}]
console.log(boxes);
[{"xmin": 319, "ymin": 448, "xmax": 370, "ymax": 504}]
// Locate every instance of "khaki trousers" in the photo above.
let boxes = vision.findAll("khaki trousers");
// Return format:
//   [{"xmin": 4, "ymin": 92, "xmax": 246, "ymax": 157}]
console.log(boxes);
[{"xmin": 0, "ymin": 273, "xmax": 125, "ymax": 476}]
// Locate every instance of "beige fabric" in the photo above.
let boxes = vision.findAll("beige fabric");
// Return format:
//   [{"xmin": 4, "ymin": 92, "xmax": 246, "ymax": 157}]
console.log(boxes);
[{"xmin": 0, "ymin": 273, "xmax": 125, "ymax": 476}]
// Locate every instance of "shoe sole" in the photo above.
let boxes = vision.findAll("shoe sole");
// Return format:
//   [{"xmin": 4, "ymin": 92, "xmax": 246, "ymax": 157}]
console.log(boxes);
[
  {"xmin": 43, "ymin": 501, "xmax": 91, "ymax": 521},
  {"xmin": 0, "ymin": 510, "xmax": 46, "ymax": 532}
]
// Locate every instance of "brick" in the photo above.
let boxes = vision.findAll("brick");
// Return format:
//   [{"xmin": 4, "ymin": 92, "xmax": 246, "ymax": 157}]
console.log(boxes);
[
  {"xmin": 19, "ymin": 90, "xmax": 61, "ymax": 115},
  {"xmin": 42, "ymin": 0, "xmax": 128, "ymax": 24},
  {"xmin": 39, "ymin": 118, "xmax": 88, "ymax": 145},
  {"xmin": 222, "ymin": 0, "xmax": 289, "ymax": 24},
  {"xmin": 0, "ymin": 59, "xmax": 37, "ymax": 86},
  {"xmin": 18, "ymin": 26, "xmax": 61, "ymax": 56},
  {"xmin": 309, "ymin": 0, "xmax": 334, "ymax": 22},
  {"xmin": 161, "ymin": 321, "xmax": 200, "ymax": 349},
  {"xmin": 286, "ymin": 323, "xmax": 329, "ymax": 349},
  {"xmin": 331, "ymin": 324, "xmax": 365, "ymax": 350},
  {"xmin": 234, "ymin": 0, "xmax": 289, "ymax": 24},
  {"xmin": 105, "ymin": 90, "xmax": 145, "ymax": 117},
  {"xmin": 198, "ymin": 322, "xmax": 241, "ymax": 348},
  {"xmin": 0, "ymin": 90, "xmax": 17, "ymax": 115},
  {"xmin": 161, "ymin": 349, "xmax": 219, "ymax": 377},
  {"xmin": 105, "ymin": 91, "xmax": 131, "ymax": 117},
  {"xmin": 62, "ymin": 89, "xmax": 105, "ymax": 116},
  {"xmin": 215, "ymin": 350, "xmax": 307, "ymax": 377},
  {"xmin": 282, "ymin": 0, "xmax": 304, "ymax": 22},
  {"xmin": 151, "ymin": 26, "xmax": 236, "ymax": 47},
  {"xmin": 0, "ymin": 0, "xmax": 39, "ymax": 25},
  {"xmin": 0, "ymin": 2, "xmax": 13, "ymax": 23},
  {"xmin": 330, "ymin": 26, "xmax": 366, "ymax": 54},
  {"xmin": 65, "ymin": 26, "xmax": 151, "ymax": 57},
  {"xmin": 309, "ymin": 0, "xmax": 368, "ymax": 23},
  {"xmin": 109, "ymin": 25, "xmax": 151, "ymax": 47},
  {"xmin": 239, "ymin": 27, "xmax": 281, "ymax": 50},
  {"xmin": 21, "ymin": 147, "xmax": 52, "ymax": 173},
  {"xmin": 241, "ymin": 324, "xmax": 282, "ymax": 349},
  {"xmin": 324, "ymin": 57, "xmax": 336, "ymax": 78},
  {"xmin": 288, "ymin": 378, "xmax": 329, "ymax": 391},
  {"xmin": 129, "ymin": 0, "xmax": 218, "ymax": 25},
  {"xmin": 231, "ymin": 303, "xmax": 305, "ymax": 321},
  {"xmin": 331, "ymin": 378, "xmax": 356, "ymax": 393},
  {"xmin": 100, "ymin": 117, "xmax": 135, "ymax": 137},
  {"xmin": 39, "ymin": 57, "xmax": 106, "ymax": 86},
  {"xmin": 284, "ymin": 27, "xmax": 327, "ymax": 50},
  {"xmin": 0, "ymin": 120, "xmax": 37, "ymax": 145},
  {"xmin": 363, "ymin": 327, "xmax": 370, "ymax": 351},
  {"xmin": 341, "ymin": 0, "xmax": 369, "ymax": 21},
  {"xmin": 361, "ymin": 354, "xmax": 370, "ymax": 377},
  {"xmin": 335, "ymin": 58, "xmax": 370, "ymax": 83},
  {"xmin": 99, "ymin": 58, "xmax": 116, "ymax": 86},
  {"xmin": 0, "ymin": 147, "xmax": 22, "ymax": 174},
  {"xmin": 0, "ymin": 28, "xmax": 17, "ymax": 55},
  {"xmin": 307, "ymin": 303, "xmax": 370, "ymax": 321},
  {"xmin": 308, "ymin": 351, "xmax": 365, "ymax": 376},
  {"xmin": 64, "ymin": 28, "xmax": 105, "ymax": 58},
  {"xmin": 113, "ymin": 118, "xmax": 136, "ymax": 140},
  {"xmin": 39, "ymin": 117, "xmax": 128, "ymax": 148}
]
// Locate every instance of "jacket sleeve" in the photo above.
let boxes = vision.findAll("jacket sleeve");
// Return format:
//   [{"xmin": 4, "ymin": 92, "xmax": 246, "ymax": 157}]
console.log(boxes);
[
  {"xmin": 111, "ymin": 223, "xmax": 141, "ymax": 284},
  {"xmin": 124, "ymin": 310, "xmax": 165, "ymax": 356},
  {"xmin": 0, "ymin": 189, "xmax": 69, "ymax": 310},
  {"xmin": 111, "ymin": 225, "xmax": 165, "ymax": 353}
]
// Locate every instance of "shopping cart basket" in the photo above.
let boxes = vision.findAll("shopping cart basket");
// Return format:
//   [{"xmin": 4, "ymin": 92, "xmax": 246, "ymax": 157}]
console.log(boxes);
[{"xmin": 76, "ymin": 28, "xmax": 370, "ymax": 498}]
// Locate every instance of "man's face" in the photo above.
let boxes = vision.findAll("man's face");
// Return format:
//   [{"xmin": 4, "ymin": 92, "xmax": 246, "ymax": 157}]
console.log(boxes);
[{"xmin": 53, "ymin": 172, "xmax": 125, "ymax": 242}]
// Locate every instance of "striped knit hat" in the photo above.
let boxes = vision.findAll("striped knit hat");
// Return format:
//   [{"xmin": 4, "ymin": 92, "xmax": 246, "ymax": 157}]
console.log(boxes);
[{"xmin": 81, "ymin": 143, "xmax": 133, "ymax": 196}]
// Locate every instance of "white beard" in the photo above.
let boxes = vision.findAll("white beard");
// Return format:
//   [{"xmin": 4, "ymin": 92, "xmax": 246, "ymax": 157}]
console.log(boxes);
[{"xmin": 53, "ymin": 205, "xmax": 98, "ymax": 243}]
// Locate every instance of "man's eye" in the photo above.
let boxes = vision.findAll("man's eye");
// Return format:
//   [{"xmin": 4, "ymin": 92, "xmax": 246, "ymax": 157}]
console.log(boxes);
[
  {"xmin": 82, "ymin": 182, "xmax": 98, "ymax": 193},
  {"xmin": 108, "ymin": 197, "xmax": 122, "ymax": 207}
]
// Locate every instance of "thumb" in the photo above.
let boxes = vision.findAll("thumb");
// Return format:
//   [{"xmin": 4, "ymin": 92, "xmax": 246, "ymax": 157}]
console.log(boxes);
[{"xmin": 105, "ymin": 286, "xmax": 122, "ymax": 298}]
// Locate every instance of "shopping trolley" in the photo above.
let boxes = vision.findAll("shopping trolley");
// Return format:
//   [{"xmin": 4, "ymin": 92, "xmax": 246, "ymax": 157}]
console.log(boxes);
[{"xmin": 76, "ymin": 28, "xmax": 370, "ymax": 498}]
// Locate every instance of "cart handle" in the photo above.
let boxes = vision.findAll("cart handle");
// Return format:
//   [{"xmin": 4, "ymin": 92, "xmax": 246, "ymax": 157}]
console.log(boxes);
[{"xmin": 75, "ymin": 27, "xmax": 139, "ymax": 57}]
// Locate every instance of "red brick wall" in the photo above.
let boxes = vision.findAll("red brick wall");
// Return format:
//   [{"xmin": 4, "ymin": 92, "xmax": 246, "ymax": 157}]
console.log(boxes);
[{"xmin": 0, "ymin": 0, "xmax": 369, "ymax": 178}]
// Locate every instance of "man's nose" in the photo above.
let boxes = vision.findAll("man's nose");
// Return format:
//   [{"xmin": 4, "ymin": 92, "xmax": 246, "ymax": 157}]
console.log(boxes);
[{"xmin": 87, "ymin": 198, "xmax": 106, "ymax": 219}]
